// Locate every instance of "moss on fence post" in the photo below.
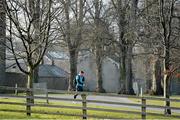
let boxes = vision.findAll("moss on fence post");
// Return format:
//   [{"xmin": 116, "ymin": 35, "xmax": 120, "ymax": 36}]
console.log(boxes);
[
  {"xmin": 81, "ymin": 94, "xmax": 87, "ymax": 119},
  {"xmin": 141, "ymin": 97, "xmax": 146, "ymax": 119}
]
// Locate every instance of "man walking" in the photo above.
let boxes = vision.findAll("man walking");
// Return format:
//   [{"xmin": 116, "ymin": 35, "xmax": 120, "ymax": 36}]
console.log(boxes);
[{"xmin": 74, "ymin": 71, "xmax": 85, "ymax": 99}]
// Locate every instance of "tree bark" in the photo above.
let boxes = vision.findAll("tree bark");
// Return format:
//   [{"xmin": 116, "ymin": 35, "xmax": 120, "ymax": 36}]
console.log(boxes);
[
  {"xmin": 28, "ymin": 0, "xmax": 40, "ymax": 83},
  {"xmin": 68, "ymin": 49, "xmax": 78, "ymax": 91},
  {"xmin": 119, "ymin": 41, "xmax": 126, "ymax": 94},
  {"xmin": 114, "ymin": 0, "xmax": 135, "ymax": 94},
  {"xmin": 159, "ymin": 0, "xmax": 174, "ymax": 115},
  {"xmin": 125, "ymin": 0, "xmax": 138, "ymax": 95},
  {"xmin": 0, "ymin": 0, "xmax": 6, "ymax": 86},
  {"xmin": 115, "ymin": 0, "xmax": 127, "ymax": 93},
  {"xmin": 94, "ymin": 0, "xmax": 105, "ymax": 93},
  {"xmin": 126, "ymin": 46, "xmax": 135, "ymax": 95},
  {"xmin": 95, "ymin": 46, "xmax": 105, "ymax": 93},
  {"xmin": 26, "ymin": 66, "xmax": 34, "ymax": 116},
  {"xmin": 63, "ymin": 0, "xmax": 84, "ymax": 91},
  {"xmin": 163, "ymin": 45, "xmax": 171, "ymax": 115},
  {"xmin": 33, "ymin": 68, "xmax": 39, "ymax": 83},
  {"xmin": 152, "ymin": 59, "xmax": 163, "ymax": 95}
]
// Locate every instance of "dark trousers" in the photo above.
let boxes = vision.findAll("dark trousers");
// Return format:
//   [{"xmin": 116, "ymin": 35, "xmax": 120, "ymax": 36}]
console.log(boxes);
[{"xmin": 74, "ymin": 86, "xmax": 83, "ymax": 99}]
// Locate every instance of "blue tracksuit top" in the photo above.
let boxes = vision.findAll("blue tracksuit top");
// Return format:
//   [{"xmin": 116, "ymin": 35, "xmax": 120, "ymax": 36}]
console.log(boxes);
[{"xmin": 76, "ymin": 74, "xmax": 85, "ymax": 87}]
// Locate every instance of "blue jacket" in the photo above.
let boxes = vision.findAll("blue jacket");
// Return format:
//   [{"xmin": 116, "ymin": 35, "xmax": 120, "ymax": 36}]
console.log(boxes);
[{"xmin": 76, "ymin": 74, "xmax": 85, "ymax": 87}]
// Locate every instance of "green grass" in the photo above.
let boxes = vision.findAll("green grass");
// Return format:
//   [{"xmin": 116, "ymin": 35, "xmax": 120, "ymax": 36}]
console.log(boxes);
[
  {"xmin": 0, "ymin": 97, "xmax": 180, "ymax": 119},
  {"xmin": 129, "ymin": 95, "xmax": 180, "ymax": 108}
]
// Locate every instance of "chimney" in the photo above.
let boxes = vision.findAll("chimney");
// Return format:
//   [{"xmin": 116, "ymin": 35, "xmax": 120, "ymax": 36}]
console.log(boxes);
[{"xmin": 52, "ymin": 59, "xmax": 55, "ymax": 66}]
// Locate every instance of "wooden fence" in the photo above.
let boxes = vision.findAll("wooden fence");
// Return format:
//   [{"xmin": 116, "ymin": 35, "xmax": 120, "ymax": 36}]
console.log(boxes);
[{"xmin": 0, "ymin": 86, "xmax": 180, "ymax": 119}]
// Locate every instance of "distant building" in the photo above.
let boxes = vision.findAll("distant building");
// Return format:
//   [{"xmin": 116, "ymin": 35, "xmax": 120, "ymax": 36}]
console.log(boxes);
[
  {"xmin": 5, "ymin": 50, "xmax": 69, "ymax": 90},
  {"xmin": 38, "ymin": 64, "xmax": 69, "ymax": 90},
  {"xmin": 77, "ymin": 53, "xmax": 120, "ymax": 92}
]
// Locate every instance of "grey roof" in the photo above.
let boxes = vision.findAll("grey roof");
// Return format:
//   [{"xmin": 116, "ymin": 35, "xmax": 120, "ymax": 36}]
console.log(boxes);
[
  {"xmin": 38, "ymin": 64, "xmax": 69, "ymax": 78},
  {"xmin": 47, "ymin": 51, "xmax": 69, "ymax": 60}
]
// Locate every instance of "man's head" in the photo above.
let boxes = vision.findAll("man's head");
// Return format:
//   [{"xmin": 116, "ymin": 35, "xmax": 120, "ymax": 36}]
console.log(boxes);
[{"xmin": 79, "ymin": 70, "xmax": 84, "ymax": 76}]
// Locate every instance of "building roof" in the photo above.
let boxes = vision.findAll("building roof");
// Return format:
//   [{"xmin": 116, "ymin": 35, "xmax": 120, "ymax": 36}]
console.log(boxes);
[
  {"xmin": 38, "ymin": 64, "xmax": 69, "ymax": 78},
  {"xmin": 47, "ymin": 51, "xmax": 69, "ymax": 60}
]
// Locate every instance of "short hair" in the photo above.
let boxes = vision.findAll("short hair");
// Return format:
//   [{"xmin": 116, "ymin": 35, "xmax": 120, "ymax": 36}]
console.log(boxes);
[{"xmin": 80, "ymin": 71, "xmax": 84, "ymax": 74}]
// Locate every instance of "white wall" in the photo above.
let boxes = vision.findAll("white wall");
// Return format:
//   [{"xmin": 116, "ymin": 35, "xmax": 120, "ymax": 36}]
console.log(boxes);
[
  {"xmin": 102, "ymin": 58, "xmax": 120, "ymax": 92},
  {"xmin": 78, "ymin": 54, "xmax": 120, "ymax": 92}
]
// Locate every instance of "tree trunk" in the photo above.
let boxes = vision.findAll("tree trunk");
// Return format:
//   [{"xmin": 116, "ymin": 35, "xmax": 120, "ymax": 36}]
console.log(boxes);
[
  {"xmin": 95, "ymin": 49, "xmax": 105, "ymax": 93},
  {"xmin": 94, "ymin": 0, "xmax": 105, "ymax": 93},
  {"xmin": 145, "ymin": 57, "xmax": 152, "ymax": 92},
  {"xmin": 68, "ymin": 49, "xmax": 78, "ymax": 91},
  {"xmin": 163, "ymin": 46, "xmax": 171, "ymax": 115},
  {"xmin": 126, "ymin": 46, "xmax": 135, "ymax": 95},
  {"xmin": 164, "ymin": 73, "xmax": 171, "ymax": 115},
  {"xmin": 29, "ymin": 0, "xmax": 40, "ymax": 83},
  {"xmin": 152, "ymin": 59, "xmax": 163, "ymax": 95},
  {"xmin": 159, "ymin": 0, "xmax": 174, "ymax": 115},
  {"xmin": 26, "ymin": 66, "xmax": 34, "ymax": 116},
  {"xmin": 115, "ymin": 0, "xmax": 127, "ymax": 94},
  {"xmin": 123, "ymin": 0, "xmax": 138, "ymax": 95},
  {"xmin": 33, "ymin": 67, "xmax": 39, "ymax": 83},
  {"xmin": 0, "ymin": 0, "xmax": 6, "ymax": 86},
  {"xmin": 118, "ymin": 45, "xmax": 126, "ymax": 94},
  {"xmin": 63, "ymin": 0, "xmax": 79, "ymax": 91}
]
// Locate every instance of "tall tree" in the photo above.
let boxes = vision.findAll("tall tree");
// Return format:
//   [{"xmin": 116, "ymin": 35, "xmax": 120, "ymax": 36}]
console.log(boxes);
[
  {"xmin": 28, "ymin": 0, "xmax": 41, "ymax": 83},
  {"xmin": 0, "ymin": 0, "xmax": 6, "ymax": 86},
  {"xmin": 142, "ymin": 0, "xmax": 180, "ymax": 114},
  {"xmin": 111, "ymin": 0, "xmax": 135, "ymax": 94},
  {"xmin": 60, "ymin": 0, "xmax": 85, "ymax": 91},
  {"xmin": 137, "ymin": 0, "xmax": 164, "ymax": 95},
  {"xmin": 5, "ymin": 0, "xmax": 52, "ymax": 115},
  {"xmin": 94, "ymin": 0, "xmax": 106, "ymax": 92},
  {"xmin": 111, "ymin": 0, "xmax": 127, "ymax": 94},
  {"xmin": 85, "ymin": 0, "xmax": 113, "ymax": 92},
  {"xmin": 159, "ymin": 0, "xmax": 176, "ymax": 115},
  {"xmin": 125, "ymin": 0, "xmax": 138, "ymax": 95},
  {"xmin": 137, "ymin": 0, "xmax": 180, "ymax": 97}
]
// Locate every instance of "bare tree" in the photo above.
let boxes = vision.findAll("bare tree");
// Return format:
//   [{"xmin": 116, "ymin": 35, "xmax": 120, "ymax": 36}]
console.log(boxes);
[
  {"xmin": 28, "ymin": 0, "xmax": 41, "ymax": 83},
  {"xmin": 5, "ymin": 0, "xmax": 52, "ymax": 116},
  {"xmin": 137, "ymin": 0, "xmax": 164, "ymax": 95},
  {"xmin": 111, "ymin": 0, "xmax": 136, "ymax": 94},
  {"xmin": 84, "ymin": 0, "xmax": 114, "ymax": 92},
  {"xmin": 55, "ymin": 0, "xmax": 86, "ymax": 91},
  {"xmin": 140, "ymin": 0, "xmax": 180, "ymax": 114},
  {"xmin": 111, "ymin": 0, "xmax": 127, "ymax": 93},
  {"xmin": 159, "ymin": 0, "xmax": 177, "ymax": 115},
  {"xmin": 125, "ymin": 0, "xmax": 138, "ymax": 95},
  {"xmin": 94, "ymin": 0, "xmax": 106, "ymax": 92}
]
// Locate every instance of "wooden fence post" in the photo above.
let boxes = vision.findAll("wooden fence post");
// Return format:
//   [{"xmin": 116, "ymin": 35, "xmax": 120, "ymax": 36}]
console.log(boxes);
[
  {"xmin": 81, "ymin": 94, "xmax": 87, "ymax": 119},
  {"xmin": 141, "ymin": 97, "xmax": 146, "ymax": 119},
  {"xmin": 26, "ymin": 89, "xmax": 31, "ymax": 116},
  {"xmin": 164, "ymin": 97, "xmax": 171, "ymax": 115}
]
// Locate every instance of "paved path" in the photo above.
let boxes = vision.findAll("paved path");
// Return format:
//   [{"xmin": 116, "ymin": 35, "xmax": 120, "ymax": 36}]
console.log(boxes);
[{"xmin": 45, "ymin": 94, "xmax": 180, "ymax": 113}]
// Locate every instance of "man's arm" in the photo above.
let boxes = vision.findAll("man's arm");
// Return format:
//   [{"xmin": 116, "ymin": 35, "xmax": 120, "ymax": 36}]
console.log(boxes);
[
  {"xmin": 76, "ymin": 75, "xmax": 79, "ymax": 84},
  {"xmin": 82, "ymin": 77, "xmax": 85, "ymax": 86}
]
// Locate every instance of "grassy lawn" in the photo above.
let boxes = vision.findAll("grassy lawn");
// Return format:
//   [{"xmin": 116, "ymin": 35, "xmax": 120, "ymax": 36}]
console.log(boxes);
[
  {"xmin": 129, "ymin": 95, "xmax": 180, "ymax": 108},
  {"xmin": 0, "ymin": 96, "xmax": 180, "ymax": 119}
]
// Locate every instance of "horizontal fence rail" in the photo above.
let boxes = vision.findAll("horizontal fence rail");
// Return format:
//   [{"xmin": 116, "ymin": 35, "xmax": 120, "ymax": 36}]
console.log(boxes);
[
  {"xmin": 1, "ymin": 86, "xmax": 180, "ymax": 102},
  {"xmin": 0, "ymin": 86, "xmax": 180, "ymax": 119}
]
